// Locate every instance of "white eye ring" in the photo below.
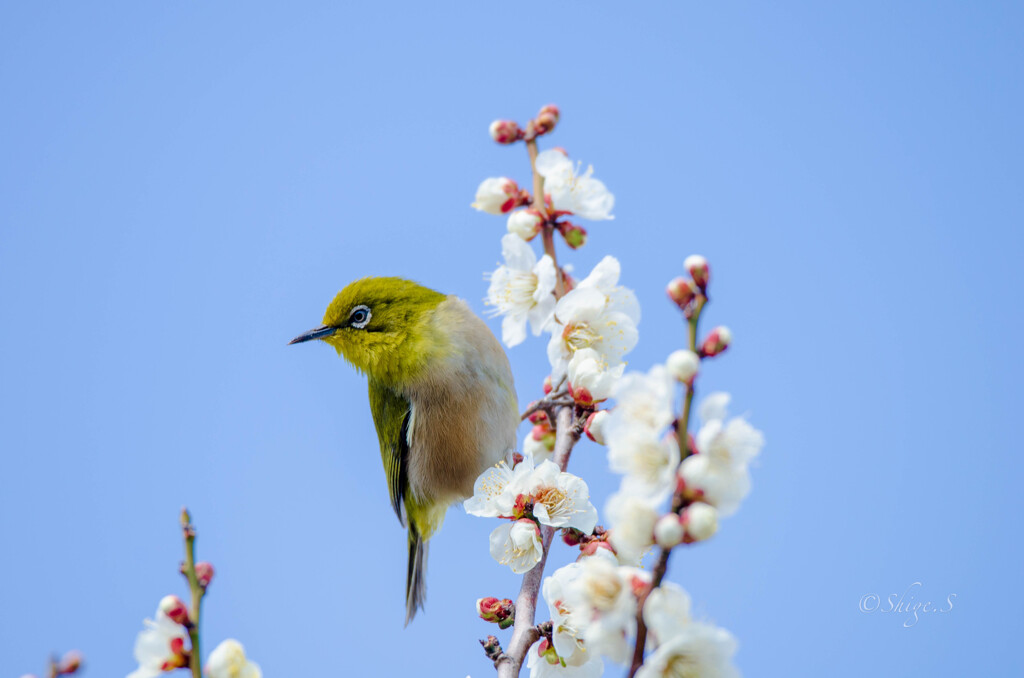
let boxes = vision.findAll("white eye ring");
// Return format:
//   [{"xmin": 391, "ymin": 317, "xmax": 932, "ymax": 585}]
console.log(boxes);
[{"xmin": 349, "ymin": 304, "xmax": 372, "ymax": 329}]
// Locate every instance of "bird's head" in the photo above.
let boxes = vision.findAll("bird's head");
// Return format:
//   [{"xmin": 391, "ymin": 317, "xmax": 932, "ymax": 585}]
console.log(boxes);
[{"xmin": 290, "ymin": 277, "xmax": 447, "ymax": 384}]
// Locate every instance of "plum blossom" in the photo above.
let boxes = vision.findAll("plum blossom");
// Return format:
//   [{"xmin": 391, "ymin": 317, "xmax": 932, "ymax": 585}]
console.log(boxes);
[
  {"xmin": 574, "ymin": 256, "xmax": 641, "ymax": 327},
  {"xmin": 642, "ymin": 581, "xmax": 692, "ymax": 648},
  {"xmin": 464, "ymin": 456, "xmax": 531, "ymax": 518},
  {"xmin": 206, "ymin": 639, "xmax": 262, "ymax": 678},
  {"xmin": 487, "ymin": 233, "xmax": 558, "ymax": 346},
  {"xmin": 567, "ymin": 347, "xmax": 624, "ymax": 406},
  {"xmin": 490, "ymin": 519, "xmax": 544, "ymax": 574},
  {"xmin": 507, "ymin": 459, "xmax": 599, "ymax": 533},
  {"xmin": 634, "ymin": 621, "xmax": 739, "ymax": 678},
  {"xmin": 563, "ymin": 557, "xmax": 650, "ymax": 664},
  {"xmin": 529, "ymin": 563, "xmax": 605, "ymax": 677},
  {"xmin": 536, "ymin": 150, "xmax": 614, "ymax": 221},
  {"xmin": 472, "ymin": 177, "xmax": 520, "ymax": 214},
  {"xmin": 526, "ymin": 638, "xmax": 604, "ymax": 678},
  {"xmin": 605, "ymin": 490, "xmax": 658, "ymax": 564},
  {"xmin": 126, "ymin": 608, "xmax": 188, "ymax": 678},
  {"xmin": 680, "ymin": 393, "xmax": 764, "ymax": 516},
  {"xmin": 508, "ymin": 209, "xmax": 544, "ymax": 241},
  {"xmin": 547, "ymin": 282, "xmax": 639, "ymax": 380}
]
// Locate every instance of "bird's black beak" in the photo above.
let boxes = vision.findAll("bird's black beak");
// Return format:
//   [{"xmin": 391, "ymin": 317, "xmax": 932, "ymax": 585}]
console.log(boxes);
[{"xmin": 288, "ymin": 325, "xmax": 337, "ymax": 345}]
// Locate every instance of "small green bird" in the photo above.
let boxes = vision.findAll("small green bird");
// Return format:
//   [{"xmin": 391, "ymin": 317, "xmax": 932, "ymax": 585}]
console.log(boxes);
[{"xmin": 290, "ymin": 277, "xmax": 519, "ymax": 623}]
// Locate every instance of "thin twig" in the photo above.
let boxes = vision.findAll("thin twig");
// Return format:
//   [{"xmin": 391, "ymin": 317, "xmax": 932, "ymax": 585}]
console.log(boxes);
[{"xmin": 180, "ymin": 509, "xmax": 205, "ymax": 678}]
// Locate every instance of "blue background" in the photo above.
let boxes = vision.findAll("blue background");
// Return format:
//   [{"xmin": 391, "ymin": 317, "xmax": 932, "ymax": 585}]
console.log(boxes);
[{"xmin": 2, "ymin": 2, "xmax": 1021, "ymax": 676}]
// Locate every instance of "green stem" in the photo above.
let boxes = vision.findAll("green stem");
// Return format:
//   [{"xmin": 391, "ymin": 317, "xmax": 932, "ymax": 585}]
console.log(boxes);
[
  {"xmin": 181, "ymin": 511, "xmax": 204, "ymax": 678},
  {"xmin": 526, "ymin": 138, "xmax": 565, "ymax": 299}
]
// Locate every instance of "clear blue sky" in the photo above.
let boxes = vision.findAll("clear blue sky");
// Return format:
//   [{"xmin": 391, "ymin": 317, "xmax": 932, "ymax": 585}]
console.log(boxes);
[{"xmin": 2, "ymin": 2, "xmax": 1021, "ymax": 676}]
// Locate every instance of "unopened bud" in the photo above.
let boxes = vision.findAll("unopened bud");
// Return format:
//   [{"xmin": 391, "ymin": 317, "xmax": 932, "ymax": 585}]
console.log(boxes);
[
  {"xmin": 700, "ymin": 326, "xmax": 732, "ymax": 357},
  {"xmin": 527, "ymin": 408, "xmax": 548, "ymax": 425},
  {"xmin": 534, "ymin": 104, "xmax": 560, "ymax": 136},
  {"xmin": 682, "ymin": 502, "xmax": 718, "ymax": 542},
  {"xmin": 567, "ymin": 381, "xmax": 594, "ymax": 407},
  {"xmin": 579, "ymin": 540, "xmax": 616, "ymax": 558},
  {"xmin": 542, "ymin": 375, "xmax": 553, "ymax": 395},
  {"xmin": 159, "ymin": 595, "xmax": 191, "ymax": 626},
  {"xmin": 584, "ymin": 410, "xmax": 609, "ymax": 445},
  {"xmin": 194, "ymin": 561, "xmax": 215, "ymax": 588},
  {"xmin": 685, "ymin": 254, "xmax": 710, "ymax": 289},
  {"xmin": 179, "ymin": 507, "xmax": 192, "ymax": 529},
  {"xmin": 666, "ymin": 277, "xmax": 698, "ymax": 308},
  {"xmin": 507, "ymin": 209, "xmax": 543, "ymax": 241},
  {"xmin": 654, "ymin": 514, "xmax": 685, "ymax": 548},
  {"xmin": 561, "ymin": 528, "xmax": 584, "ymax": 547},
  {"xmin": 666, "ymin": 349, "xmax": 700, "ymax": 383},
  {"xmin": 559, "ymin": 222, "xmax": 587, "ymax": 249},
  {"xmin": 532, "ymin": 423, "xmax": 556, "ymax": 452},
  {"xmin": 57, "ymin": 651, "xmax": 83, "ymax": 675},
  {"xmin": 489, "ymin": 119, "xmax": 522, "ymax": 144},
  {"xmin": 477, "ymin": 596, "xmax": 515, "ymax": 628},
  {"xmin": 472, "ymin": 177, "xmax": 520, "ymax": 215},
  {"xmin": 512, "ymin": 451, "xmax": 524, "ymax": 467}
]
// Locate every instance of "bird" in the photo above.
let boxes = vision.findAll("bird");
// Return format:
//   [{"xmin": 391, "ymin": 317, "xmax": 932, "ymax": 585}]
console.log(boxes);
[{"xmin": 289, "ymin": 277, "xmax": 519, "ymax": 623}]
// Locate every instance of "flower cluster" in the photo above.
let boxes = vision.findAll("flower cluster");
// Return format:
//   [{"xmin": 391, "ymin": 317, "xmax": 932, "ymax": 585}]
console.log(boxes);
[
  {"xmin": 469, "ymin": 105, "xmax": 764, "ymax": 678},
  {"xmin": 127, "ymin": 511, "xmax": 261, "ymax": 678},
  {"xmin": 465, "ymin": 456, "xmax": 598, "ymax": 574}
]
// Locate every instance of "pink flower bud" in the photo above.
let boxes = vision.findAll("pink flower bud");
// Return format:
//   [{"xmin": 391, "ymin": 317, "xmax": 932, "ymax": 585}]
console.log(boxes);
[
  {"xmin": 584, "ymin": 410, "xmax": 609, "ymax": 445},
  {"xmin": 654, "ymin": 514, "xmax": 685, "ymax": 548},
  {"xmin": 579, "ymin": 540, "xmax": 615, "ymax": 558},
  {"xmin": 542, "ymin": 375, "xmax": 553, "ymax": 395},
  {"xmin": 561, "ymin": 528, "xmax": 584, "ymax": 547},
  {"xmin": 472, "ymin": 177, "xmax": 520, "ymax": 215},
  {"xmin": 685, "ymin": 254, "xmax": 710, "ymax": 289},
  {"xmin": 682, "ymin": 502, "xmax": 718, "ymax": 542},
  {"xmin": 507, "ymin": 208, "xmax": 543, "ymax": 241},
  {"xmin": 512, "ymin": 451, "xmax": 524, "ymax": 467},
  {"xmin": 531, "ymin": 423, "xmax": 556, "ymax": 452},
  {"xmin": 630, "ymin": 573, "xmax": 652, "ymax": 598},
  {"xmin": 558, "ymin": 221, "xmax": 587, "ymax": 249},
  {"xmin": 57, "ymin": 651, "xmax": 83, "ymax": 675},
  {"xmin": 489, "ymin": 119, "xmax": 522, "ymax": 144},
  {"xmin": 527, "ymin": 408, "xmax": 548, "ymax": 425},
  {"xmin": 158, "ymin": 595, "xmax": 190, "ymax": 626},
  {"xmin": 667, "ymin": 277, "xmax": 698, "ymax": 309},
  {"xmin": 194, "ymin": 561, "xmax": 215, "ymax": 588},
  {"xmin": 477, "ymin": 596, "xmax": 515, "ymax": 628},
  {"xmin": 537, "ymin": 638, "xmax": 561, "ymax": 665},
  {"xmin": 567, "ymin": 381, "xmax": 594, "ymax": 407},
  {"xmin": 700, "ymin": 326, "xmax": 732, "ymax": 357}
]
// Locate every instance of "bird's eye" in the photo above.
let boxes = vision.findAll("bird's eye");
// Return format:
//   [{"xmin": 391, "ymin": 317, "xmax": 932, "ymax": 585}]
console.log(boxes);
[{"xmin": 349, "ymin": 305, "xmax": 372, "ymax": 329}]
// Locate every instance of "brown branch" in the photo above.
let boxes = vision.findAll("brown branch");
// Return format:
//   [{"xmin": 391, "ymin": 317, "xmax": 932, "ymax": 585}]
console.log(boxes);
[{"xmin": 496, "ymin": 405, "xmax": 579, "ymax": 678}]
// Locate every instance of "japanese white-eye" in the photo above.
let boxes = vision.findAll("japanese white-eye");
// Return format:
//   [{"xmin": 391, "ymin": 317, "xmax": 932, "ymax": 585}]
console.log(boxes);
[{"xmin": 290, "ymin": 277, "xmax": 518, "ymax": 623}]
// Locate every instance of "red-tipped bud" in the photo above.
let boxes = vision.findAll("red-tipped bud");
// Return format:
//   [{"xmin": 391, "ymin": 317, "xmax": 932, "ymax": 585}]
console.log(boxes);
[
  {"xmin": 159, "ymin": 595, "xmax": 190, "ymax": 626},
  {"xmin": 542, "ymin": 375, "xmax": 554, "ymax": 395},
  {"xmin": 558, "ymin": 222, "xmax": 587, "ymax": 249},
  {"xmin": 489, "ymin": 119, "xmax": 522, "ymax": 144},
  {"xmin": 536, "ymin": 638, "xmax": 561, "ymax": 665},
  {"xmin": 532, "ymin": 424, "xmax": 556, "ymax": 452},
  {"xmin": 579, "ymin": 540, "xmax": 616, "ymax": 558},
  {"xmin": 477, "ymin": 596, "xmax": 515, "ymax": 628},
  {"xmin": 472, "ymin": 177, "xmax": 520, "ymax": 215},
  {"xmin": 507, "ymin": 209, "xmax": 544, "ymax": 241},
  {"xmin": 685, "ymin": 254, "xmax": 710, "ymax": 289},
  {"xmin": 561, "ymin": 528, "xmax": 584, "ymax": 547},
  {"xmin": 667, "ymin": 277, "xmax": 698, "ymax": 309},
  {"xmin": 533, "ymin": 104, "xmax": 560, "ymax": 136},
  {"xmin": 512, "ymin": 451, "xmax": 524, "ymax": 467},
  {"xmin": 584, "ymin": 410, "xmax": 609, "ymax": 445},
  {"xmin": 527, "ymin": 408, "xmax": 548, "ymax": 425},
  {"xmin": 56, "ymin": 651, "xmax": 83, "ymax": 675},
  {"xmin": 194, "ymin": 561, "xmax": 215, "ymax": 588},
  {"xmin": 700, "ymin": 326, "xmax": 732, "ymax": 357},
  {"xmin": 630, "ymin": 573, "xmax": 652, "ymax": 599},
  {"xmin": 682, "ymin": 502, "xmax": 718, "ymax": 542},
  {"xmin": 567, "ymin": 381, "xmax": 595, "ymax": 407}
]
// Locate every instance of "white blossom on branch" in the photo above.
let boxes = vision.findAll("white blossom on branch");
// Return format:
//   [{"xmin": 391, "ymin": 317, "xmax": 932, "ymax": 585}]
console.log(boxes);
[
  {"xmin": 535, "ymin": 149, "xmax": 615, "ymax": 221},
  {"xmin": 487, "ymin": 233, "xmax": 558, "ymax": 347}
]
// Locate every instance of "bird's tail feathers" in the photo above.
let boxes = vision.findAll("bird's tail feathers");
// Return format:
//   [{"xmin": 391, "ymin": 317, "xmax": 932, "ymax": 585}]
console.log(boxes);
[{"xmin": 405, "ymin": 525, "xmax": 428, "ymax": 625}]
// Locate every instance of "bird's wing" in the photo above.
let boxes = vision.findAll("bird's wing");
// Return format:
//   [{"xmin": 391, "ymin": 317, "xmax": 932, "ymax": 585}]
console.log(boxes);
[{"xmin": 367, "ymin": 381, "xmax": 411, "ymax": 526}]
